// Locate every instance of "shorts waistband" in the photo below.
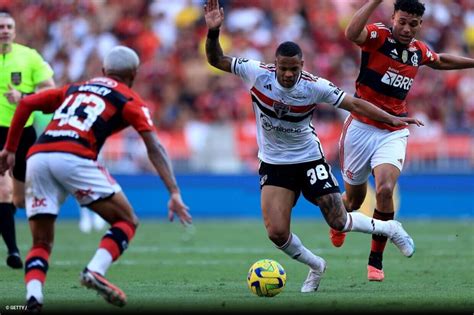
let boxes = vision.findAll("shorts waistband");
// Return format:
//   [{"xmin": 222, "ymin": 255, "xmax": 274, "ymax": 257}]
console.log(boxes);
[{"xmin": 348, "ymin": 117, "xmax": 410, "ymax": 137}]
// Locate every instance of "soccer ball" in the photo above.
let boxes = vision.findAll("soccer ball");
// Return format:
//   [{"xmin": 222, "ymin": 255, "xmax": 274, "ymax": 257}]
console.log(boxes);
[{"xmin": 247, "ymin": 259, "xmax": 286, "ymax": 297}]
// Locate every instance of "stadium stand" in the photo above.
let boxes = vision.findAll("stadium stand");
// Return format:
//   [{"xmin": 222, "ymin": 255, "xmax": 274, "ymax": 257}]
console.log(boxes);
[{"xmin": 2, "ymin": 0, "xmax": 472, "ymax": 174}]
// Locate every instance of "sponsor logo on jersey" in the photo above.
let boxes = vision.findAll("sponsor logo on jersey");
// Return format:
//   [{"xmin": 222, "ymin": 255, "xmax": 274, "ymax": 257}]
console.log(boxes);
[
  {"xmin": 89, "ymin": 77, "xmax": 118, "ymax": 88},
  {"xmin": 263, "ymin": 84, "xmax": 272, "ymax": 91},
  {"xmin": 75, "ymin": 188, "xmax": 93, "ymax": 200},
  {"xmin": 426, "ymin": 49, "xmax": 435, "ymax": 62},
  {"xmin": 237, "ymin": 58, "xmax": 249, "ymax": 64},
  {"xmin": 381, "ymin": 70, "xmax": 413, "ymax": 91},
  {"xmin": 402, "ymin": 50, "xmax": 408, "ymax": 63},
  {"xmin": 260, "ymin": 114, "xmax": 302, "ymax": 133},
  {"xmin": 31, "ymin": 197, "xmax": 46, "ymax": 208},
  {"xmin": 323, "ymin": 182, "xmax": 333, "ymax": 189},
  {"xmin": 345, "ymin": 170, "xmax": 354, "ymax": 180},
  {"xmin": 291, "ymin": 94, "xmax": 306, "ymax": 100},
  {"xmin": 11, "ymin": 72, "xmax": 21, "ymax": 85},
  {"xmin": 390, "ymin": 48, "xmax": 398, "ymax": 59}
]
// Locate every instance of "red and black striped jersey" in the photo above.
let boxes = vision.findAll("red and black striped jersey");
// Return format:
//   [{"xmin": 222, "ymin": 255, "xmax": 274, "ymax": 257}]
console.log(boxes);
[
  {"xmin": 6, "ymin": 77, "xmax": 155, "ymax": 160},
  {"xmin": 352, "ymin": 22, "xmax": 439, "ymax": 131}
]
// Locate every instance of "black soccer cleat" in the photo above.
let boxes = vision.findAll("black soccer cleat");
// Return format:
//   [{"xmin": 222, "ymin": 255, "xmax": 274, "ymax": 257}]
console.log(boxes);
[
  {"xmin": 6, "ymin": 253, "xmax": 23, "ymax": 269},
  {"xmin": 25, "ymin": 296, "xmax": 43, "ymax": 313}
]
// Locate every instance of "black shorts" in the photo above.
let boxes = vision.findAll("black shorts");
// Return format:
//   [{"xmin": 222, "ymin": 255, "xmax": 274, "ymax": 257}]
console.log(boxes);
[
  {"xmin": 259, "ymin": 159, "xmax": 341, "ymax": 205},
  {"xmin": 0, "ymin": 126, "xmax": 37, "ymax": 182}
]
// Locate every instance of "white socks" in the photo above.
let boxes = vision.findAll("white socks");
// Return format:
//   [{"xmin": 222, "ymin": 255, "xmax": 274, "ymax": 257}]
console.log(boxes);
[
  {"xmin": 87, "ymin": 248, "xmax": 113, "ymax": 276},
  {"xmin": 278, "ymin": 233, "xmax": 325, "ymax": 271},
  {"xmin": 26, "ymin": 280, "xmax": 43, "ymax": 303},
  {"xmin": 344, "ymin": 212, "xmax": 392, "ymax": 236}
]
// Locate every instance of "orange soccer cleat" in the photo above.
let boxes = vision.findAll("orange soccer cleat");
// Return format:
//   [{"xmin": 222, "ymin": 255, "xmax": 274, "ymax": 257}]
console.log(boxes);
[
  {"xmin": 367, "ymin": 265, "xmax": 385, "ymax": 281},
  {"xmin": 80, "ymin": 268, "xmax": 127, "ymax": 307},
  {"xmin": 329, "ymin": 228, "xmax": 346, "ymax": 247}
]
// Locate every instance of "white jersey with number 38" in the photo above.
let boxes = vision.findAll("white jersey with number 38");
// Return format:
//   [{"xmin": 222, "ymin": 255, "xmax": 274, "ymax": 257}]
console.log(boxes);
[{"xmin": 231, "ymin": 57, "xmax": 346, "ymax": 164}]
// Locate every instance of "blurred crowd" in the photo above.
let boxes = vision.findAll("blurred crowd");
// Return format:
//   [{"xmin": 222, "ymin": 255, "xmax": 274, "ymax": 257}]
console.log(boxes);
[{"xmin": 2, "ymin": 0, "xmax": 473, "ymax": 136}]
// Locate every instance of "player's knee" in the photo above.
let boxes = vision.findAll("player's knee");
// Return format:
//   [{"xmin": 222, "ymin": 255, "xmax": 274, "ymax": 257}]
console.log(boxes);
[
  {"xmin": 346, "ymin": 200, "xmax": 362, "ymax": 212},
  {"xmin": 343, "ymin": 193, "xmax": 363, "ymax": 211},
  {"xmin": 267, "ymin": 227, "xmax": 289, "ymax": 247},
  {"xmin": 375, "ymin": 183, "xmax": 394, "ymax": 202}
]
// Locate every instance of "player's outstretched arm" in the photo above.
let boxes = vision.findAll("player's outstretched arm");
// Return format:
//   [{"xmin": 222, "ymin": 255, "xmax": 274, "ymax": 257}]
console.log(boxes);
[
  {"xmin": 345, "ymin": 0, "xmax": 383, "ymax": 44},
  {"xmin": 427, "ymin": 53, "xmax": 474, "ymax": 70},
  {"xmin": 204, "ymin": 0, "xmax": 232, "ymax": 72},
  {"xmin": 339, "ymin": 94, "xmax": 424, "ymax": 127},
  {"xmin": 140, "ymin": 131, "xmax": 192, "ymax": 225}
]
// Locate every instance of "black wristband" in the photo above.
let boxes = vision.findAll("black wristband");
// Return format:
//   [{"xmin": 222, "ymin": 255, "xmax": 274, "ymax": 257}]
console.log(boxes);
[{"xmin": 207, "ymin": 28, "xmax": 220, "ymax": 39}]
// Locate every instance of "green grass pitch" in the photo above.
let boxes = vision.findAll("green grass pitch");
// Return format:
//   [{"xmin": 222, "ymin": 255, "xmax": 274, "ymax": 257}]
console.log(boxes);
[{"xmin": 0, "ymin": 219, "xmax": 472, "ymax": 313}]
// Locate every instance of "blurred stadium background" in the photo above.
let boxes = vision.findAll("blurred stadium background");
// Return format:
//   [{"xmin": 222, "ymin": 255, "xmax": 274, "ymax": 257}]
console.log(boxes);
[{"xmin": 2, "ymin": 0, "xmax": 473, "ymax": 218}]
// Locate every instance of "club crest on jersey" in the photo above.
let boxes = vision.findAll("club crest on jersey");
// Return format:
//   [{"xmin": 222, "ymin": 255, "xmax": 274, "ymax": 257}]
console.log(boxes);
[
  {"xmin": 273, "ymin": 101, "xmax": 290, "ymax": 118},
  {"xmin": 411, "ymin": 53, "xmax": 418, "ymax": 66},
  {"xmin": 11, "ymin": 72, "xmax": 21, "ymax": 85}
]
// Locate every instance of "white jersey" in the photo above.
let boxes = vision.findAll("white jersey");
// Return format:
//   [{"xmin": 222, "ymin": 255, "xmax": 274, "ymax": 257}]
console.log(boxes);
[{"xmin": 231, "ymin": 57, "xmax": 346, "ymax": 164}]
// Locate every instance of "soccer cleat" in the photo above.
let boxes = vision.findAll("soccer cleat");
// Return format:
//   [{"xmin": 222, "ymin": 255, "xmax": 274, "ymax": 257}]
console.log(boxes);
[
  {"xmin": 80, "ymin": 268, "xmax": 127, "ymax": 307},
  {"xmin": 6, "ymin": 252, "xmax": 23, "ymax": 269},
  {"xmin": 388, "ymin": 221, "xmax": 415, "ymax": 257},
  {"xmin": 329, "ymin": 228, "xmax": 346, "ymax": 247},
  {"xmin": 25, "ymin": 296, "xmax": 43, "ymax": 313},
  {"xmin": 300, "ymin": 258, "xmax": 327, "ymax": 293},
  {"xmin": 367, "ymin": 265, "xmax": 385, "ymax": 281}
]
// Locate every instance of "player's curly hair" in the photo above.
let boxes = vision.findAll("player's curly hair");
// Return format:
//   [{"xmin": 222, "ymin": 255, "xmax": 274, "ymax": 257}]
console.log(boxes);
[
  {"xmin": 275, "ymin": 41, "xmax": 303, "ymax": 59},
  {"xmin": 394, "ymin": 0, "xmax": 425, "ymax": 17}
]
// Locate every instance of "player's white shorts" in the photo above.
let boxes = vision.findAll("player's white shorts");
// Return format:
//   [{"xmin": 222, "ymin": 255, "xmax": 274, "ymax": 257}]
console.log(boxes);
[
  {"xmin": 339, "ymin": 117, "xmax": 409, "ymax": 185},
  {"xmin": 25, "ymin": 152, "xmax": 122, "ymax": 218}
]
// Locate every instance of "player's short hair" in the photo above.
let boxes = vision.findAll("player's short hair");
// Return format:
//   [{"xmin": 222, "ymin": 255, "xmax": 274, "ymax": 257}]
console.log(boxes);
[
  {"xmin": 103, "ymin": 46, "xmax": 140, "ymax": 73},
  {"xmin": 0, "ymin": 12, "xmax": 13, "ymax": 18},
  {"xmin": 394, "ymin": 0, "xmax": 425, "ymax": 17},
  {"xmin": 275, "ymin": 41, "xmax": 303, "ymax": 59}
]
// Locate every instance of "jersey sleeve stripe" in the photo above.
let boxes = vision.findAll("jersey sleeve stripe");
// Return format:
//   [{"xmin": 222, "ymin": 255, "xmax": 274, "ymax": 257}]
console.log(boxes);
[{"xmin": 332, "ymin": 91, "xmax": 345, "ymax": 107}]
